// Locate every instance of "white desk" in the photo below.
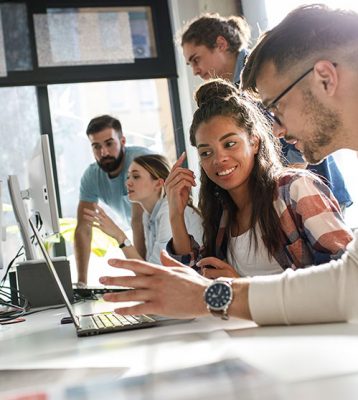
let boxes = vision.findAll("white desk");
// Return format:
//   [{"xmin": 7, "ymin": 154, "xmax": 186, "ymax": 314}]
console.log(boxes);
[{"xmin": 1, "ymin": 298, "xmax": 358, "ymax": 399}]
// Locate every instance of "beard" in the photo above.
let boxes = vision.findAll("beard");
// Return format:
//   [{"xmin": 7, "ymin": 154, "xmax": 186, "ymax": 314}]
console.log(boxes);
[
  {"xmin": 97, "ymin": 147, "xmax": 124, "ymax": 173},
  {"xmin": 300, "ymin": 90, "xmax": 342, "ymax": 164}
]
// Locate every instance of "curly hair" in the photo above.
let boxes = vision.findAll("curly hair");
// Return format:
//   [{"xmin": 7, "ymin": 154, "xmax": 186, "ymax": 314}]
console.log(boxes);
[
  {"xmin": 190, "ymin": 78, "xmax": 284, "ymax": 258},
  {"xmin": 181, "ymin": 13, "xmax": 251, "ymax": 53}
]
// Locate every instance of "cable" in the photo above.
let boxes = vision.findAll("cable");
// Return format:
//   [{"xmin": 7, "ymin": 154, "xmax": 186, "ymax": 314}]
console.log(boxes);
[
  {"xmin": 0, "ymin": 245, "xmax": 24, "ymax": 287},
  {"xmin": 0, "ymin": 232, "xmax": 38, "ymax": 288},
  {"xmin": 0, "ymin": 285, "xmax": 29, "ymax": 323},
  {"xmin": 23, "ymin": 304, "xmax": 65, "ymax": 316}
]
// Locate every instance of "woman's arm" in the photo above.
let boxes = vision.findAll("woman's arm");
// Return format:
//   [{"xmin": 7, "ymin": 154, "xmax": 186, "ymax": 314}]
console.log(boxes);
[
  {"xmin": 165, "ymin": 153, "xmax": 197, "ymax": 255},
  {"xmin": 83, "ymin": 205, "xmax": 144, "ymax": 260},
  {"xmin": 131, "ymin": 203, "xmax": 146, "ymax": 259}
]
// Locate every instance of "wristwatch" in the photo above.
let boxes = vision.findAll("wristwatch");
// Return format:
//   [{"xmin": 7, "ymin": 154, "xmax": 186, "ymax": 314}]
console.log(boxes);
[
  {"xmin": 119, "ymin": 238, "xmax": 132, "ymax": 249},
  {"xmin": 204, "ymin": 277, "xmax": 234, "ymax": 320}
]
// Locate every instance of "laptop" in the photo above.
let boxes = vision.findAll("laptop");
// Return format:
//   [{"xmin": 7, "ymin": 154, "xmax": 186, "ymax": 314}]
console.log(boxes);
[
  {"xmin": 29, "ymin": 219, "xmax": 191, "ymax": 337},
  {"xmin": 73, "ymin": 284, "xmax": 130, "ymax": 298}
]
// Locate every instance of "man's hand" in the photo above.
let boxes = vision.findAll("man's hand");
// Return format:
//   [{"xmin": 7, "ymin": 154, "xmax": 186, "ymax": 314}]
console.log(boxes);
[{"xmin": 99, "ymin": 250, "xmax": 210, "ymax": 318}]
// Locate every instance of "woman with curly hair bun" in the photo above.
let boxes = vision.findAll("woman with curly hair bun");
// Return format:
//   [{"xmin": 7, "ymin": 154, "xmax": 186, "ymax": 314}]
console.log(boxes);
[{"xmin": 165, "ymin": 79, "xmax": 352, "ymax": 279}]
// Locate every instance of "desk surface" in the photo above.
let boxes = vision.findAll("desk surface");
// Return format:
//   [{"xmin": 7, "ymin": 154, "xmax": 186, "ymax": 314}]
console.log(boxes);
[{"xmin": 1, "ymin": 298, "xmax": 358, "ymax": 399}]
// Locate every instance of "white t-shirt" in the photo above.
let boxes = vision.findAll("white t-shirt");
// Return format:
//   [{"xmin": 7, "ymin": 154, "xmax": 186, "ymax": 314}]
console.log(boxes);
[{"xmin": 227, "ymin": 226, "xmax": 283, "ymax": 277}]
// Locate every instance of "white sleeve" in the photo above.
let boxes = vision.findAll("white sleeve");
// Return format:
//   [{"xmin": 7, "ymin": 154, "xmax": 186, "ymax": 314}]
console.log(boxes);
[
  {"xmin": 248, "ymin": 231, "xmax": 358, "ymax": 325},
  {"xmin": 183, "ymin": 207, "xmax": 204, "ymax": 246},
  {"xmin": 146, "ymin": 208, "xmax": 172, "ymax": 265}
]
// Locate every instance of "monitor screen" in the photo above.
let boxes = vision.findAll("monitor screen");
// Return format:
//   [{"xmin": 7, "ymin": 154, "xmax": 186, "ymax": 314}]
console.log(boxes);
[
  {"xmin": 8, "ymin": 134, "xmax": 60, "ymax": 260},
  {"xmin": 27, "ymin": 134, "xmax": 60, "ymax": 239},
  {"xmin": 0, "ymin": 179, "xmax": 3, "ymax": 269}
]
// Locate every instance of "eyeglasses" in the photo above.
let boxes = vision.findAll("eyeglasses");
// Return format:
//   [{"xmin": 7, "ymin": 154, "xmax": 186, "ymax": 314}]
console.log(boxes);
[{"xmin": 263, "ymin": 66, "xmax": 315, "ymax": 126}]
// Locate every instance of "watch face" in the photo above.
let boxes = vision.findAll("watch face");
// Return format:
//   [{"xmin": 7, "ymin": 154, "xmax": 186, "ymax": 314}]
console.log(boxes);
[
  {"xmin": 205, "ymin": 282, "xmax": 232, "ymax": 310},
  {"xmin": 119, "ymin": 238, "xmax": 132, "ymax": 248}
]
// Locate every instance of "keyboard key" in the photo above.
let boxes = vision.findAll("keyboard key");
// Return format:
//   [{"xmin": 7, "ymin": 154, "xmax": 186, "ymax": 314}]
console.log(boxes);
[
  {"xmin": 98, "ymin": 315, "xmax": 114, "ymax": 328},
  {"xmin": 124, "ymin": 315, "xmax": 141, "ymax": 325},
  {"xmin": 92, "ymin": 315, "xmax": 105, "ymax": 328},
  {"xmin": 107, "ymin": 314, "xmax": 124, "ymax": 327},
  {"xmin": 115, "ymin": 314, "xmax": 132, "ymax": 325}
]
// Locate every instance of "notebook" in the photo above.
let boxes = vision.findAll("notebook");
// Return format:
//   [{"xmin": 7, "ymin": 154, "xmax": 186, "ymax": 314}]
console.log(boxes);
[{"xmin": 29, "ymin": 218, "xmax": 191, "ymax": 337}]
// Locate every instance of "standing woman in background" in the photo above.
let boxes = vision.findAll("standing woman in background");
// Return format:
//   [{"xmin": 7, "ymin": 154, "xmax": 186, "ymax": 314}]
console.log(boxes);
[
  {"xmin": 181, "ymin": 13, "xmax": 250, "ymax": 84},
  {"xmin": 83, "ymin": 154, "xmax": 202, "ymax": 264}
]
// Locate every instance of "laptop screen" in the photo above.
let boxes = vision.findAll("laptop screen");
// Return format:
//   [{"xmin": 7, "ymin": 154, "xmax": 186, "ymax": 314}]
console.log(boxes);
[{"xmin": 28, "ymin": 218, "xmax": 80, "ymax": 328}]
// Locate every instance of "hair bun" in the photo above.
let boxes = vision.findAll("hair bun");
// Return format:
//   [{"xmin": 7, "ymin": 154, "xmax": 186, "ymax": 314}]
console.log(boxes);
[{"xmin": 195, "ymin": 78, "xmax": 238, "ymax": 107}]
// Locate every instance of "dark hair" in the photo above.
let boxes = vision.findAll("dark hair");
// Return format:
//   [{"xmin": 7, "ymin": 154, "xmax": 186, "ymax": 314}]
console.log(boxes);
[
  {"xmin": 241, "ymin": 4, "xmax": 358, "ymax": 93},
  {"xmin": 190, "ymin": 78, "xmax": 283, "ymax": 258},
  {"xmin": 133, "ymin": 154, "xmax": 171, "ymax": 181},
  {"xmin": 181, "ymin": 13, "xmax": 250, "ymax": 53},
  {"xmin": 86, "ymin": 115, "xmax": 123, "ymax": 137}
]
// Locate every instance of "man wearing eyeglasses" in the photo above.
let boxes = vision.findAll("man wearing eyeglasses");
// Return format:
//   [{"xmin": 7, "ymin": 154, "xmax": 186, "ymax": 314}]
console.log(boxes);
[
  {"xmin": 99, "ymin": 4, "xmax": 358, "ymax": 325},
  {"xmin": 261, "ymin": 61, "xmax": 352, "ymax": 214},
  {"xmin": 180, "ymin": 11, "xmax": 352, "ymax": 215}
]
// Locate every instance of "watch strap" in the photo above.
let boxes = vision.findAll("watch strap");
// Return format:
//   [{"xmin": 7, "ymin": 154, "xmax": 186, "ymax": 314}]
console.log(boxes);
[{"xmin": 119, "ymin": 238, "xmax": 131, "ymax": 249}]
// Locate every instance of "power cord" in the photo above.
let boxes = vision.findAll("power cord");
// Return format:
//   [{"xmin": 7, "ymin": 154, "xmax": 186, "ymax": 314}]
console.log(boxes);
[
  {"xmin": 0, "ymin": 244, "xmax": 25, "ymax": 287},
  {"xmin": 0, "ymin": 219, "xmax": 45, "ymax": 323}
]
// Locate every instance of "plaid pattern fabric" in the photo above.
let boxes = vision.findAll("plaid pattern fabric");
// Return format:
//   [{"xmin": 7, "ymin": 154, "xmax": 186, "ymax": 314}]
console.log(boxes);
[{"xmin": 167, "ymin": 171, "xmax": 353, "ymax": 271}]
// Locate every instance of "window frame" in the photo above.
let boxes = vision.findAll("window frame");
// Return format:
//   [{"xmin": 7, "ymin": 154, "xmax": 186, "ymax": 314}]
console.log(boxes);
[
  {"xmin": 0, "ymin": 0, "xmax": 178, "ymax": 86},
  {"xmin": 0, "ymin": 0, "xmax": 185, "ymax": 256}
]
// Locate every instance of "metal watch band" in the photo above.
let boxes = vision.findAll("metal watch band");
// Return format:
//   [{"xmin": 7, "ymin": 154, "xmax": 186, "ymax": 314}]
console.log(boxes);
[{"xmin": 205, "ymin": 277, "xmax": 234, "ymax": 320}]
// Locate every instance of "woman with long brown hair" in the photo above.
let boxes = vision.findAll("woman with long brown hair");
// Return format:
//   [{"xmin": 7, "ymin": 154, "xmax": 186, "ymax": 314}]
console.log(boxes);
[
  {"xmin": 165, "ymin": 79, "xmax": 352, "ymax": 278},
  {"xmin": 84, "ymin": 154, "xmax": 202, "ymax": 265}
]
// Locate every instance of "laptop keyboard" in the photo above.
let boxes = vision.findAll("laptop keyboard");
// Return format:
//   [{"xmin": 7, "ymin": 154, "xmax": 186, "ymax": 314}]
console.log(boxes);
[{"xmin": 92, "ymin": 313, "xmax": 155, "ymax": 329}]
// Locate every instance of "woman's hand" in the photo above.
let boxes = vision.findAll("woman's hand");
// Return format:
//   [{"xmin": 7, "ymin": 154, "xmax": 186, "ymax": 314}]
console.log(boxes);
[
  {"xmin": 165, "ymin": 152, "xmax": 196, "ymax": 219},
  {"xmin": 197, "ymin": 257, "xmax": 240, "ymax": 279},
  {"xmin": 83, "ymin": 205, "xmax": 125, "ymax": 243}
]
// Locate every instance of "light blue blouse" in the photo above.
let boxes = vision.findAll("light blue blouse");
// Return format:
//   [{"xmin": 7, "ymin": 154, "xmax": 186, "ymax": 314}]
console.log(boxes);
[{"xmin": 142, "ymin": 197, "xmax": 203, "ymax": 264}]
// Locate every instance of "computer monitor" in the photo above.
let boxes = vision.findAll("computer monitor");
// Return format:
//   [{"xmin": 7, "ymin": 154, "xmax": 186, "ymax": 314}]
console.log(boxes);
[
  {"xmin": 0, "ymin": 179, "xmax": 3, "ymax": 269},
  {"xmin": 8, "ymin": 134, "xmax": 60, "ymax": 260}
]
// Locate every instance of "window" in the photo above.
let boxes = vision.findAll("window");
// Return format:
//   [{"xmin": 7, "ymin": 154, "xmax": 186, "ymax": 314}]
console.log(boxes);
[
  {"xmin": 0, "ymin": 1, "xmax": 183, "ymax": 270},
  {"xmin": 0, "ymin": 86, "xmax": 41, "ymax": 266},
  {"xmin": 48, "ymin": 78, "xmax": 176, "ymax": 219}
]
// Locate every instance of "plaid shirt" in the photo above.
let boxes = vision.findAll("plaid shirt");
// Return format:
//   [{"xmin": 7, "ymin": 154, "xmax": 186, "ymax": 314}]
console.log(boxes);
[{"xmin": 167, "ymin": 170, "xmax": 353, "ymax": 271}]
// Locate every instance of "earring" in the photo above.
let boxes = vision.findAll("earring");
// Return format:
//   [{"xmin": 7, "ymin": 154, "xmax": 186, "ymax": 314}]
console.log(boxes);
[{"xmin": 214, "ymin": 185, "xmax": 221, "ymax": 199}]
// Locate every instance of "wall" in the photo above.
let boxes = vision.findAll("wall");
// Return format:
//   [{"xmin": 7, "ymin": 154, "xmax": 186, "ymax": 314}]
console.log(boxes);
[{"xmin": 168, "ymin": 0, "xmax": 242, "ymax": 201}]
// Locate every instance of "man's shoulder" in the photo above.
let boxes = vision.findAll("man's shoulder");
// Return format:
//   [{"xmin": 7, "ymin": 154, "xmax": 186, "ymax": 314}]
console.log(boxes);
[
  {"xmin": 81, "ymin": 162, "xmax": 101, "ymax": 178},
  {"xmin": 126, "ymin": 145, "xmax": 153, "ymax": 156},
  {"xmin": 276, "ymin": 169, "xmax": 332, "ymax": 204},
  {"xmin": 124, "ymin": 146, "xmax": 153, "ymax": 166}
]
